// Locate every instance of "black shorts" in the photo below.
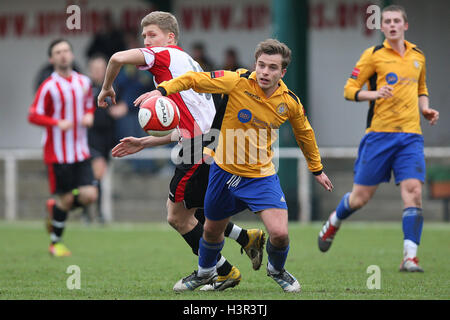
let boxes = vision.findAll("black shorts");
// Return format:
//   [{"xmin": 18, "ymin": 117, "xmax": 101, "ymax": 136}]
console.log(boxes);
[
  {"xmin": 90, "ymin": 146, "xmax": 111, "ymax": 162},
  {"xmin": 88, "ymin": 131, "xmax": 115, "ymax": 161},
  {"xmin": 47, "ymin": 159, "xmax": 95, "ymax": 195},
  {"xmin": 169, "ymin": 161, "xmax": 210, "ymax": 209}
]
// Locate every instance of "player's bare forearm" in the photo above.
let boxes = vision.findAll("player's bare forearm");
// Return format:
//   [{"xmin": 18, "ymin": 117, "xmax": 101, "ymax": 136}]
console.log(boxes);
[
  {"xmin": 141, "ymin": 133, "xmax": 176, "ymax": 148},
  {"xmin": 102, "ymin": 56, "xmax": 123, "ymax": 90},
  {"xmin": 356, "ymin": 86, "xmax": 393, "ymax": 101},
  {"xmin": 112, "ymin": 133, "xmax": 177, "ymax": 158},
  {"xmin": 99, "ymin": 50, "xmax": 144, "ymax": 107},
  {"xmin": 354, "ymin": 90, "xmax": 378, "ymax": 101},
  {"xmin": 418, "ymin": 95, "xmax": 429, "ymax": 111},
  {"xmin": 102, "ymin": 49, "xmax": 146, "ymax": 90}
]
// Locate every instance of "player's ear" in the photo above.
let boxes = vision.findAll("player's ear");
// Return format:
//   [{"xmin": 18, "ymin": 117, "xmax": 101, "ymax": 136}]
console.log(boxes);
[
  {"xmin": 404, "ymin": 22, "xmax": 409, "ymax": 31},
  {"xmin": 168, "ymin": 32, "xmax": 175, "ymax": 44},
  {"xmin": 280, "ymin": 68, "xmax": 287, "ymax": 78}
]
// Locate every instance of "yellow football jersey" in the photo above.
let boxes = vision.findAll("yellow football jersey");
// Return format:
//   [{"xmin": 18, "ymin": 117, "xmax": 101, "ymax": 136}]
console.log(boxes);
[
  {"xmin": 344, "ymin": 40, "xmax": 428, "ymax": 134},
  {"xmin": 158, "ymin": 69, "xmax": 323, "ymax": 178}
]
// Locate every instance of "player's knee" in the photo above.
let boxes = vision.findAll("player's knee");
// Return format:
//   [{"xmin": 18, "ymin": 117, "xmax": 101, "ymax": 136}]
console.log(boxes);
[
  {"xmin": 350, "ymin": 198, "xmax": 366, "ymax": 209},
  {"xmin": 166, "ymin": 209, "xmax": 179, "ymax": 229},
  {"xmin": 58, "ymin": 193, "xmax": 74, "ymax": 211},
  {"xmin": 268, "ymin": 230, "xmax": 289, "ymax": 248},
  {"xmin": 81, "ymin": 187, "xmax": 98, "ymax": 205},
  {"xmin": 166, "ymin": 201, "xmax": 185, "ymax": 231},
  {"xmin": 404, "ymin": 184, "xmax": 422, "ymax": 206},
  {"xmin": 202, "ymin": 223, "xmax": 222, "ymax": 242},
  {"xmin": 167, "ymin": 213, "xmax": 181, "ymax": 231},
  {"xmin": 350, "ymin": 192, "xmax": 371, "ymax": 209},
  {"xmin": 411, "ymin": 188, "xmax": 422, "ymax": 206}
]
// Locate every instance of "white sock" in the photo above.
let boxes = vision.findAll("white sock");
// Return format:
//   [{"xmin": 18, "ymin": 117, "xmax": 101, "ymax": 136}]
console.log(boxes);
[
  {"xmin": 50, "ymin": 233, "xmax": 61, "ymax": 243},
  {"xmin": 330, "ymin": 211, "xmax": 341, "ymax": 227},
  {"xmin": 198, "ymin": 265, "xmax": 216, "ymax": 278},
  {"xmin": 403, "ymin": 239, "xmax": 418, "ymax": 259},
  {"xmin": 216, "ymin": 255, "xmax": 226, "ymax": 269},
  {"xmin": 228, "ymin": 225, "xmax": 242, "ymax": 240},
  {"xmin": 267, "ymin": 261, "xmax": 280, "ymax": 275}
]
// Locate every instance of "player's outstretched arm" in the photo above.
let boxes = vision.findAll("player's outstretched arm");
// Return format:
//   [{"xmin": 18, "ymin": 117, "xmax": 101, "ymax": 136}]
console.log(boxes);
[
  {"xmin": 111, "ymin": 132, "xmax": 177, "ymax": 158},
  {"xmin": 98, "ymin": 49, "xmax": 147, "ymax": 108},
  {"xmin": 314, "ymin": 171, "xmax": 334, "ymax": 192},
  {"xmin": 111, "ymin": 137, "xmax": 145, "ymax": 158},
  {"xmin": 136, "ymin": 71, "xmax": 239, "ymax": 108}
]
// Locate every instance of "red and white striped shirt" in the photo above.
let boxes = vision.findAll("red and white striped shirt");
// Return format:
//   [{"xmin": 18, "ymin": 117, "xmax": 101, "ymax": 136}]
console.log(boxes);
[
  {"xmin": 138, "ymin": 45, "xmax": 216, "ymax": 138},
  {"xmin": 28, "ymin": 71, "xmax": 94, "ymax": 164}
]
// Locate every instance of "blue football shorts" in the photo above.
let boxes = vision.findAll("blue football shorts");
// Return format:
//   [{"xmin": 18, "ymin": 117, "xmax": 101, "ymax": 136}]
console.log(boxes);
[
  {"xmin": 204, "ymin": 162, "xmax": 288, "ymax": 221},
  {"xmin": 354, "ymin": 132, "xmax": 425, "ymax": 186}
]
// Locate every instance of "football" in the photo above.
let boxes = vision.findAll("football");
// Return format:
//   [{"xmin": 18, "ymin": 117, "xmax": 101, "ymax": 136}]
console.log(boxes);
[{"xmin": 138, "ymin": 96, "xmax": 180, "ymax": 137}]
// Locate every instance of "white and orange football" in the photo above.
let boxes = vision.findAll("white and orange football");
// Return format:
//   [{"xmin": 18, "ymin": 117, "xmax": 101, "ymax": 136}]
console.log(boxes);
[{"xmin": 138, "ymin": 96, "xmax": 180, "ymax": 137}]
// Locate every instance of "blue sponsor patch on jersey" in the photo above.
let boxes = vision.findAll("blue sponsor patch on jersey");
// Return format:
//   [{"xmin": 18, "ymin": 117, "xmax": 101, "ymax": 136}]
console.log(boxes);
[
  {"xmin": 386, "ymin": 72, "xmax": 398, "ymax": 85},
  {"xmin": 237, "ymin": 109, "xmax": 252, "ymax": 123}
]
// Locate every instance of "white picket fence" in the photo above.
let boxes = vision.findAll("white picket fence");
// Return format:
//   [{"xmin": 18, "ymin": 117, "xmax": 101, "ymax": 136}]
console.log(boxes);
[{"xmin": 1, "ymin": 147, "xmax": 450, "ymax": 222}]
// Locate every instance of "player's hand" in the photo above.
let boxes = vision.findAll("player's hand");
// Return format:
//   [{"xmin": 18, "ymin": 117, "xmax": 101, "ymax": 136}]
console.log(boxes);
[
  {"xmin": 81, "ymin": 113, "xmax": 94, "ymax": 128},
  {"xmin": 133, "ymin": 89, "xmax": 162, "ymax": 107},
  {"xmin": 98, "ymin": 87, "xmax": 116, "ymax": 108},
  {"xmin": 111, "ymin": 137, "xmax": 144, "ymax": 158},
  {"xmin": 422, "ymin": 107, "xmax": 439, "ymax": 126},
  {"xmin": 314, "ymin": 172, "xmax": 333, "ymax": 192},
  {"xmin": 57, "ymin": 119, "xmax": 73, "ymax": 131},
  {"xmin": 376, "ymin": 85, "xmax": 394, "ymax": 99}
]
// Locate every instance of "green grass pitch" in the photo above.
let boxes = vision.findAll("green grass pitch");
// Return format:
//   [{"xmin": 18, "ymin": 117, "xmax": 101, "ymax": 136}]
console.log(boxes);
[{"xmin": 0, "ymin": 221, "xmax": 449, "ymax": 300}]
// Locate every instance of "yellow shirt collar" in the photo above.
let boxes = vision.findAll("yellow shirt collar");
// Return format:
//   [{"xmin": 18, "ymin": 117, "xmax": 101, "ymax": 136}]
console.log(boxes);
[
  {"xmin": 383, "ymin": 39, "xmax": 416, "ymax": 52},
  {"xmin": 248, "ymin": 71, "xmax": 290, "ymax": 96}
]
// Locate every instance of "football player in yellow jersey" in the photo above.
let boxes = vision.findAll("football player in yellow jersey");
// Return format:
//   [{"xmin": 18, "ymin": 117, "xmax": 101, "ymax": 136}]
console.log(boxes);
[
  {"xmin": 318, "ymin": 5, "xmax": 439, "ymax": 273},
  {"xmin": 98, "ymin": 11, "xmax": 266, "ymax": 292},
  {"xmin": 136, "ymin": 39, "xmax": 333, "ymax": 292}
]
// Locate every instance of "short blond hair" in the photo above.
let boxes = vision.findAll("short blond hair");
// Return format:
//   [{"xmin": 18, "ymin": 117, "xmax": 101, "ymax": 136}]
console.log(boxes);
[
  {"xmin": 141, "ymin": 11, "xmax": 179, "ymax": 43},
  {"xmin": 254, "ymin": 39, "xmax": 291, "ymax": 69},
  {"xmin": 382, "ymin": 5, "xmax": 408, "ymax": 23}
]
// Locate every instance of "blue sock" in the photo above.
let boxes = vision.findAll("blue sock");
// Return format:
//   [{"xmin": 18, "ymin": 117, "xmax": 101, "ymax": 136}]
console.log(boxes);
[
  {"xmin": 402, "ymin": 207, "xmax": 423, "ymax": 245},
  {"xmin": 266, "ymin": 238, "xmax": 289, "ymax": 273},
  {"xmin": 198, "ymin": 238, "xmax": 224, "ymax": 269},
  {"xmin": 336, "ymin": 192, "xmax": 357, "ymax": 220}
]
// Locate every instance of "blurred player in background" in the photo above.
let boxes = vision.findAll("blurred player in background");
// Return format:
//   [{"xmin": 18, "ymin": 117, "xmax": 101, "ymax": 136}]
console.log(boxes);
[
  {"xmin": 318, "ymin": 5, "xmax": 439, "ymax": 272},
  {"xmin": 28, "ymin": 39, "xmax": 98, "ymax": 257},
  {"xmin": 138, "ymin": 38, "xmax": 333, "ymax": 292},
  {"xmin": 98, "ymin": 11, "xmax": 265, "ymax": 291},
  {"xmin": 81, "ymin": 54, "xmax": 128, "ymax": 224}
]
